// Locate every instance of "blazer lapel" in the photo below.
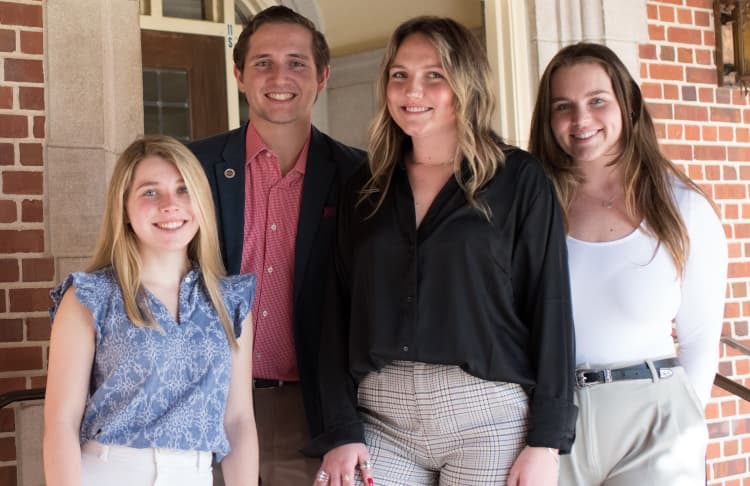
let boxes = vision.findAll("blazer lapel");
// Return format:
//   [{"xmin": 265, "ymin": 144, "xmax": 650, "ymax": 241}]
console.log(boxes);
[
  {"xmin": 294, "ymin": 127, "xmax": 336, "ymax": 304},
  {"xmin": 214, "ymin": 125, "xmax": 248, "ymax": 275}
]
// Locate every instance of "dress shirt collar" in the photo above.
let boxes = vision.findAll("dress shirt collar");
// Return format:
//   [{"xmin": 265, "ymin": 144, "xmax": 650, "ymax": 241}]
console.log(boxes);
[{"xmin": 245, "ymin": 122, "xmax": 310, "ymax": 176}]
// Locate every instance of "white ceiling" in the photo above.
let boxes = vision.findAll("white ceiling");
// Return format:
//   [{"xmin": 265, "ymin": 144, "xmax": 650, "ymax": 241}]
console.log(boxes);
[{"xmin": 317, "ymin": 0, "xmax": 484, "ymax": 57}]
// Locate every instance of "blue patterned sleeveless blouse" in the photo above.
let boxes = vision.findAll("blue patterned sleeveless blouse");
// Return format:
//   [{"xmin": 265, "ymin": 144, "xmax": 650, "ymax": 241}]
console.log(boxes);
[{"xmin": 49, "ymin": 266, "xmax": 255, "ymax": 461}]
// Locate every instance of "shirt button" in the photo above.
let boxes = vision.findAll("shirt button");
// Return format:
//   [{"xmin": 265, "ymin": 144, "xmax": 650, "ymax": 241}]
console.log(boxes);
[
  {"xmin": 267, "ymin": 266, "xmax": 273, "ymax": 273},
  {"xmin": 255, "ymin": 353, "xmax": 262, "ymax": 360},
  {"xmin": 262, "ymin": 310, "xmax": 268, "ymax": 317},
  {"xmin": 402, "ymin": 346, "xmax": 409, "ymax": 352},
  {"xmin": 271, "ymin": 223, "xmax": 277, "ymax": 231},
  {"xmin": 184, "ymin": 275, "xmax": 192, "ymax": 282}
]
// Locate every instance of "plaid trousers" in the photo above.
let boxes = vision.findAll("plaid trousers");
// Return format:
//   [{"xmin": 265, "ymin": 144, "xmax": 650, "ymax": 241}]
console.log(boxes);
[{"xmin": 355, "ymin": 361, "xmax": 528, "ymax": 486}]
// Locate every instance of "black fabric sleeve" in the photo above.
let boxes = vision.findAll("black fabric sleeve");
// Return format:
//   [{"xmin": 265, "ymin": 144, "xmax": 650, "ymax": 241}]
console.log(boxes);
[
  {"xmin": 303, "ymin": 173, "xmax": 365, "ymax": 457},
  {"xmin": 511, "ymin": 157, "xmax": 578, "ymax": 453}
]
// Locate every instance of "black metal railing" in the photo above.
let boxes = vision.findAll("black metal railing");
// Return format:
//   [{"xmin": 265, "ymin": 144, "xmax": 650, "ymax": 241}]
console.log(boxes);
[
  {"xmin": 713, "ymin": 336, "xmax": 750, "ymax": 402},
  {"xmin": 0, "ymin": 387, "xmax": 45, "ymax": 409}
]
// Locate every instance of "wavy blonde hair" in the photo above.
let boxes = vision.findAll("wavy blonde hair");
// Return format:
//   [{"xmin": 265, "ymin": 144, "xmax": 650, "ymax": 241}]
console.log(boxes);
[
  {"xmin": 87, "ymin": 135, "xmax": 237, "ymax": 348},
  {"xmin": 529, "ymin": 42, "xmax": 709, "ymax": 276},
  {"xmin": 363, "ymin": 16, "xmax": 505, "ymax": 218}
]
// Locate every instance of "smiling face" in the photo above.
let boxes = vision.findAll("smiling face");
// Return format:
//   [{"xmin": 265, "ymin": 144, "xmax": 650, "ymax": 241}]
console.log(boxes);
[
  {"xmin": 235, "ymin": 22, "xmax": 329, "ymax": 131},
  {"xmin": 125, "ymin": 156, "xmax": 199, "ymax": 258},
  {"xmin": 386, "ymin": 33, "xmax": 456, "ymax": 144},
  {"xmin": 549, "ymin": 62, "xmax": 623, "ymax": 167}
]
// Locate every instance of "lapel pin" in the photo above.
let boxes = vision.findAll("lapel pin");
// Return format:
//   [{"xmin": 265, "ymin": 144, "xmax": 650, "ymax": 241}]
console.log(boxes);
[{"xmin": 224, "ymin": 168, "xmax": 236, "ymax": 179}]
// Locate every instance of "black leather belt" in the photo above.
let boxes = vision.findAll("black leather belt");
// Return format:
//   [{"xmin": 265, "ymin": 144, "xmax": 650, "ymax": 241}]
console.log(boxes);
[
  {"xmin": 253, "ymin": 379, "xmax": 291, "ymax": 389},
  {"xmin": 575, "ymin": 357, "xmax": 680, "ymax": 388}
]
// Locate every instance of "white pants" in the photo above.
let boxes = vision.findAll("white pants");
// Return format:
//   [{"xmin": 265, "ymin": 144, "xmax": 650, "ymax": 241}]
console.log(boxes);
[
  {"xmin": 560, "ymin": 364, "xmax": 707, "ymax": 486},
  {"xmin": 81, "ymin": 441, "xmax": 213, "ymax": 486}
]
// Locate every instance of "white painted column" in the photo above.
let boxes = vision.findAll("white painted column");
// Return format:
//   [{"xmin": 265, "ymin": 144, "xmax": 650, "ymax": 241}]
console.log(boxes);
[
  {"xmin": 484, "ymin": 0, "xmax": 536, "ymax": 149},
  {"xmin": 530, "ymin": 0, "xmax": 648, "ymax": 83},
  {"xmin": 46, "ymin": 0, "xmax": 143, "ymax": 276}
]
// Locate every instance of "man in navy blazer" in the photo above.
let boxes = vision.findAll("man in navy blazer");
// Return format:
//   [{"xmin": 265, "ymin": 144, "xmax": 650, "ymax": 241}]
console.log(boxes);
[{"xmin": 189, "ymin": 6, "xmax": 363, "ymax": 485}]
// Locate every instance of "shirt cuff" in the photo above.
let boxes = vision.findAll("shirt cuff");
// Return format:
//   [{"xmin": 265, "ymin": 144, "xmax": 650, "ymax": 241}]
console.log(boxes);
[
  {"xmin": 302, "ymin": 421, "xmax": 365, "ymax": 458},
  {"xmin": 526, "ymin": 398, "xmax": 578, "ymax": 454}
]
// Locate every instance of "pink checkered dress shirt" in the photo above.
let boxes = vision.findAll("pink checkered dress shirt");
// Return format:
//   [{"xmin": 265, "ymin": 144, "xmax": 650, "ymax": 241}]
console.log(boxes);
[{"xmin": 241, "ymin": 124, "xmax": 309, "ymax": 381}]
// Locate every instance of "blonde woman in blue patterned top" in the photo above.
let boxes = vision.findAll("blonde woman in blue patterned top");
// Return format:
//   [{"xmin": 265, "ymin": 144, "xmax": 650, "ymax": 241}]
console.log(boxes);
[{"xmin": 43, "ymin": 135, "xmax": 259, "ymax": 486}]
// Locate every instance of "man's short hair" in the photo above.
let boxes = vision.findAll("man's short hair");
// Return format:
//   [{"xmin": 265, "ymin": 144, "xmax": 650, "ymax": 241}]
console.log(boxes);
[{"xmin": 233, "ymin": 5, "xmax": 330, "ymax": 79}]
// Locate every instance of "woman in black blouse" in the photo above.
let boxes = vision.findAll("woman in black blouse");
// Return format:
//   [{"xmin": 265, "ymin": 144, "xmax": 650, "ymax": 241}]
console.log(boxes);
[{"xmin": 307, "ymin": 16, "xmax": 576, "ymax": 486}]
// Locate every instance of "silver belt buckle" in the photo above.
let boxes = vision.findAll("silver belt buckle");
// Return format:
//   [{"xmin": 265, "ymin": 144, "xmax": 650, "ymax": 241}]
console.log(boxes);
[
  {"xmin": 658, "ymin": 368, "xmax": 674, "ymax": 379},
  {"xmin": 575, "ymin": 370, "xmax": 591, "ymax": 387},
  {"xmin": 576, "ymin": 370, "xmax": 596, "ymax": 387},
  {"xmin": 575, "ymin": 368, "xmax": 613, "ymax": 388}
]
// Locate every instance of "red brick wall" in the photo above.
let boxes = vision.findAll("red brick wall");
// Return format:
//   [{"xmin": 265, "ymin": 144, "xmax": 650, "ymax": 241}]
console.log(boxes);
[
  {"xmin": 0, "ymin": 1, "xmax": 48, "ymax": 484},
  {"xmin": 642, "ymin": 0, "xmax": 750, "ymax": 483}
]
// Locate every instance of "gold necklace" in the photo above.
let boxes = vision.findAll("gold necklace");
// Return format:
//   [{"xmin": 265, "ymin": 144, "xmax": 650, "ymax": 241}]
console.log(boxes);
[
  {"xmin": 579, "ymin": 189, "xmax": 620, "ymax": 209},
  {"xmin": 411, "ymin": 159, "xmax": 454, "ymax": 166},
  {"xmin": 600, "ymin": 195, "xmax": 615, "ymax": 209},
  {"xmin": 408, "ymin": 152, "xmax": 456, "ymax": 166}
]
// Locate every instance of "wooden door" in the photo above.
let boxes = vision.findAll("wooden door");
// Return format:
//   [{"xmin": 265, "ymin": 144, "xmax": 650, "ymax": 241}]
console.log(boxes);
[{"xmin": 141, "ymin": 30, "xmax": 228, "ymax": 142}]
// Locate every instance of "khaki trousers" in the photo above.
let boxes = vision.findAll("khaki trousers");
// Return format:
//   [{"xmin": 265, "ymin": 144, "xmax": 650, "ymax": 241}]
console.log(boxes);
[
  {"xmin": 560, "ymin": 365, "xmax": 707, "ymax": 486},
  {"xmin": 214, "ymin": 382, "xmax": 320, "ymax": 486}
]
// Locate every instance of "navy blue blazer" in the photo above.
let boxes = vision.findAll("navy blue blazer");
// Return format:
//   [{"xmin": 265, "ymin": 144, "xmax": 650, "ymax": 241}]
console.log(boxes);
[{"xmin": 188, "ymin": 124, "xmax": 364, "ymax": 445}]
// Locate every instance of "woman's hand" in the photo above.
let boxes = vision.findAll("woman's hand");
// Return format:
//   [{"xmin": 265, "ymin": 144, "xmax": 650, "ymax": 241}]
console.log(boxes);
[
  {"xmin": 508, "ymin": 446, "xmax": 559, "ymax": 486},
  {"xmin": 314, "ymin": 442, "xmax": 373, "ymax": 486}
]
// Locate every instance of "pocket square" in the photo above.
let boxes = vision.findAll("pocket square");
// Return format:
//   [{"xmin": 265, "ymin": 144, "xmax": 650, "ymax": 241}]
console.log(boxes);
[{"xmin": 323, "ymin": 206, "xmax": 336, "ymax": 217}]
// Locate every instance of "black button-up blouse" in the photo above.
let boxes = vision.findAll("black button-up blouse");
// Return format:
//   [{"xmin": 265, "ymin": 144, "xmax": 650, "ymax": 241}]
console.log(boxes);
[{"xmin": 307, "ymin": 147, "xmax": 577, "ymax": 456}]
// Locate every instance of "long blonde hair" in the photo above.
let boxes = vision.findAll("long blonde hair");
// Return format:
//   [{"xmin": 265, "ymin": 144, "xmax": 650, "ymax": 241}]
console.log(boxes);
[
  {"xmin": 87, "ymin": 135, "xmax": 237, "ymax": 348},
  {"xmin": 529, "ymin": 42, "xmax": 708, "ymax": 276},
  {"xmin": 363, "ymin": 16, "xmax": 505, "ymax": 218}
]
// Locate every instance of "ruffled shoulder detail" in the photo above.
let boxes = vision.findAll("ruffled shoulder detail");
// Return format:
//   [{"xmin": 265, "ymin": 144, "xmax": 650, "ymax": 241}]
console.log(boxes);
[
  {"xmin": 218, "ymin": 273, "xmax": 256, "ymax": 338},
  {"xmin": 49, "ymin": 267, "xmax": 118, "ymax": 328}
]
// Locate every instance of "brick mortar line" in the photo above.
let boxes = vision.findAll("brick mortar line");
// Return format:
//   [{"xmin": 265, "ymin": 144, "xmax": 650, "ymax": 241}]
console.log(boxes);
[
  {"xmin": 0, "ymin": 108, "xmax": 47, "ymax": 114},
  {"xmin": 0, "ymin": 286, "xmax": 54, "ymax": 290},
  {"xmin": 645, "ymin": 101, "xmax": 750, "ymax": 110},
  {"xmin": 0, "ymin": 373, "xmax": 47, "ymax": 384},
  {"xmin": 0, "ymin": 372, "xmax": 48, "ymax": 378},
  {"xmin": 0, "ymin": 26, "xmax": 44, "ymax": 32},
  {"xmin": 655, "ymin": 135, "xmax": 750, "ymax": 140},
  {"xmin": 0, "ymin": 108, "xmax": 47, "ymax": 117},
  {"xmin": 0, "ymin": 280, "xmax": 53, "ymax": 288},
  {"xmin": 0, "ymin": 225, "xmax": 46, "ymax": 230},
  {"xmin": 0, "ymin": 51, "xmax": 44, "ymax": 59},
  {"xmin": 0, "ymin": 369, "xmax": 48, "ymax": 374},
  {"xmin": 0, "ymin": 0, "xmax": 46, "ymax": 6},
  {"xmin": 0, "ymin": 283, "xmax": 53, "ymax": 289},
  {"xmin": 0, "ymin": 281, "xmax": 55, "ymax": 286},
  {"xmin": 644, "ymin": 40, "xmax": 721, "ymax": 47},
  {"xmin": 640, "ymin": 59, "xmax": 716, "ymax": 66},
  {"xmin": 640, "ymin": 63, "xmax": 717, "ymax": 69},
  {"xmin": 644, "ymin": 23, "xmax": 714, "ymax": 33},
  {"xmin": 0, "ymin": 166, "xmax": 45, "ymax": 171}
]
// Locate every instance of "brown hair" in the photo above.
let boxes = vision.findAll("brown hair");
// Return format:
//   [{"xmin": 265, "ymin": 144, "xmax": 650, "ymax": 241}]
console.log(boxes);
[
  {"xmin": 364, "ymin": 16, "xmax": 504, "ymax": 218},
  {"xmin": 233, "ymin": 5, "xmax": 330, "ymax": 80},
  {"xmin": 529, "ymin": 42, "xmax": 709, "ymax": 275}
]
